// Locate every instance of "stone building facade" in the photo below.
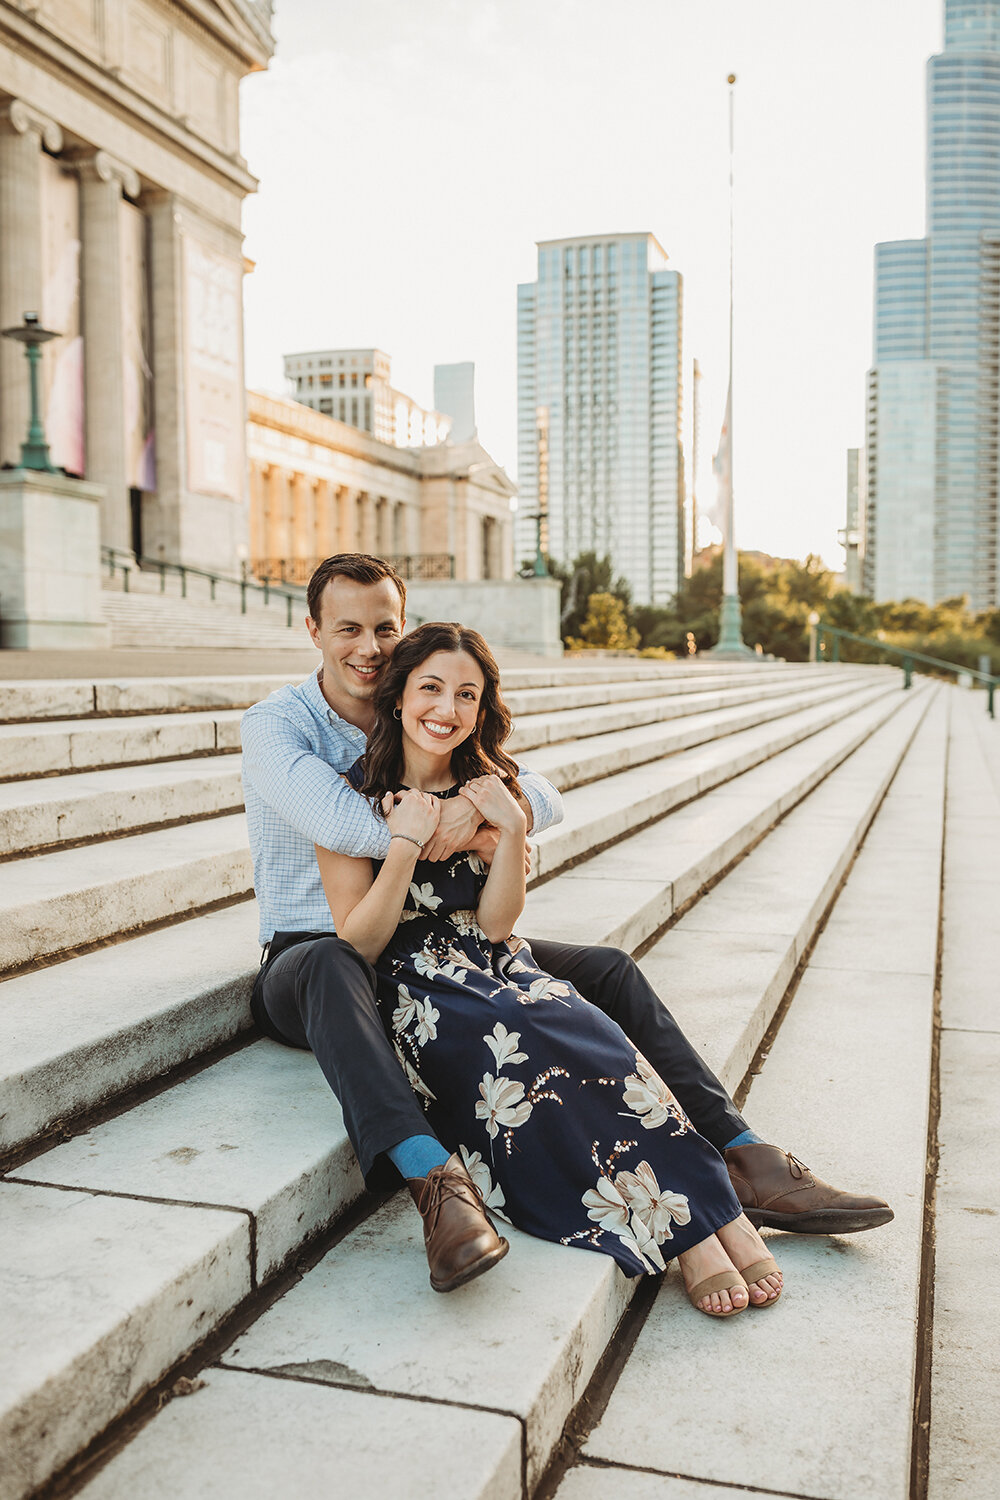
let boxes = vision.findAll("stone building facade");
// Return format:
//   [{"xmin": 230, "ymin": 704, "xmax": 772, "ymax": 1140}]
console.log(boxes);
[
  {"xmin": 246, "ymin": 390, "xmax": 516, "ymax": 585},
  {"xmin": 0, "ymin": 0, "xmax": 274, "ymax": 573}
]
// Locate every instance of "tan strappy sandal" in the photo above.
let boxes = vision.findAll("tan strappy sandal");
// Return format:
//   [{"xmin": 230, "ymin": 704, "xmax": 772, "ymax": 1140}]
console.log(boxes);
[
  {"xmin": 686, "ymin": 1270, "xmax": 750, "ymax": 1318},
  {"xmin": 738, "ymin": 1256, "xmax": 783, "ymax": 1307}
]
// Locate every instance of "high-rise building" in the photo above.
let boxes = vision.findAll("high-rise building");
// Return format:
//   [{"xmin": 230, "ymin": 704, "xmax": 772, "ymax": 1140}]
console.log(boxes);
[
  {"xmin": 515, "ymin": 232, "xmax": 684, "ymax": 605},
  {"xmin": 283, "ymin": 349, "xmax": 451, "ymax": 448},
  {"xmin": 864, "ymin": 0, "xmax": 1000, "ymax": 607},
  {"xmin": 434, "ymin": 363, "xmax": 477, "ymax": 444}
]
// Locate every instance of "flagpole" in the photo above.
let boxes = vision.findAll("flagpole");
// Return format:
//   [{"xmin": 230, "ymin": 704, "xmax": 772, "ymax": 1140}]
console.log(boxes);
[{"xmin": 710, "ymin": 71, "xmax": 754, "ymax": 657}]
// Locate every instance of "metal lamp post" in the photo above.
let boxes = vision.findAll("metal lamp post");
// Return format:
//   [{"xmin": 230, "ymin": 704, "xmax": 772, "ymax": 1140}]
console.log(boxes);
[{"xmin": 1, "ymin": 312, "xmax": 60, "ymax": 473}]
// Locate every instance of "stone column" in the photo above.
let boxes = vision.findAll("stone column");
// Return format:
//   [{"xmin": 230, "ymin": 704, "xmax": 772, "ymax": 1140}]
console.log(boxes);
[
  {"xmin": 360, "ymin": 491, "xmax": 376, "ymax": 552},
  {"xmin": 315, "ymin": 478, "xmax": 336, "ymax": 559},
  {"xmin": 0, "ymin": 102, "xmax": 63, "ymax": 468},
  {"xmin": 337, "ymin": 485, "xmax": 357, "ymax": 551},
  {"xmin": 405, "ymin": 500, "xmax": 421, "ymax": 557},
  {"xmin": 76, "ymin": 151, "xmax": 141, "ymax": 558}
]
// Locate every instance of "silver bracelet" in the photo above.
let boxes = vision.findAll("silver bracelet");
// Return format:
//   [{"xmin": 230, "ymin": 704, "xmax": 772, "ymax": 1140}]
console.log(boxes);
[{"xmin": 390, "ymin": 832, "xmax": 424, "ymax": 850}]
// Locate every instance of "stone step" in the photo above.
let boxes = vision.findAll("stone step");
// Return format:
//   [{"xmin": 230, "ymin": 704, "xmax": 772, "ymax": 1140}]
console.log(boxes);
[
  {"xmin": 502, "ymin": 665, "xmax": 838, "ymax": 719},
  {"xmin": 0, "ymin": 666, "xmax": 845, "ymax": 782},
  {"xmin": 927, "ymin": 690, "xmax": 1000, "ymax": 1499},
  {"xmin": 578, "ymin": 690, "xmax": 947, "ymax": 1500},
  {"xmin": 0, "ymin": 660, "xmax": 852, "ymax": 726},
  {"xmin": 0, "ymin": 756, "xmax": 244, "ymax": 856},
  {"xmin": 0, "ymin": 814, "xmax": 252, "ymax": 974},
  {"xmin": 0, "ymin": 903, "xmax": 259, "ymax": 1159},
  {"xmin": 24, "ymin": 689, "xmax": 940, "ymax": 1500},
  {"xmin": 102, "ymin": 592, "xmax": 310, "ymax": 651},
  {"xmin": 0, "ymin": 681, "xmax": 898, "ymax": 972},
  {"xmin": 0, "ymin": 1181, "xmax": 251, "ymax": 1500},
  {"xmin": 531, "ymin": 677, "xmax": 899, "ymax": 882},
  {"xmin": 508, "ymin": 665, "xmax": 872, "ymax": 753},
  {"xmin": 0, "ymin": 679, "xmax": 866, "ymax": 855}
]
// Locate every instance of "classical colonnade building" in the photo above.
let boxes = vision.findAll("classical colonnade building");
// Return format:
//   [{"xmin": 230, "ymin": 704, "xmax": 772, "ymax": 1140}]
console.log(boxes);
[
  {"xmin": 247, "ymin": 391, "xmax": 515, "ymax": 585},
  {"xmin": 0, "ymin": 0, "xmax": 276, "ymax": 574}
]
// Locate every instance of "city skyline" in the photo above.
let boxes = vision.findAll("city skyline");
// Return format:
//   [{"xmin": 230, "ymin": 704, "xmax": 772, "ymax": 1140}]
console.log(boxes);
[
  {"xmin": 515, "ymin": 232, "xmax": 684, "ymax": 604},
  {"xmin": 240, "ymin": 0, "xmax": 943, "ymax": 575},
  {"xmin": 865, "ymin": 0, "xmax": 1000, "ymax": 609}
]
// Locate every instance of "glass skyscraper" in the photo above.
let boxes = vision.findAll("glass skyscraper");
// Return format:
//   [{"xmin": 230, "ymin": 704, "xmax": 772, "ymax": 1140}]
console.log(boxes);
[
  {"xmin": 865, "ymin": 0, "xmax": 1000, "ymax": 607},
  {"xmin": 515, "ymin": 233, "xmax": 684, "ymax": 605}
]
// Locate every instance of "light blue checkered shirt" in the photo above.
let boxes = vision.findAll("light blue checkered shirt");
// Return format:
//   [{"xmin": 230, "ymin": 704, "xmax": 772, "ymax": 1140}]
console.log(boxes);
[{"xmin": 241, "ymin": 668, "xmax": 564, "ymax": 944}]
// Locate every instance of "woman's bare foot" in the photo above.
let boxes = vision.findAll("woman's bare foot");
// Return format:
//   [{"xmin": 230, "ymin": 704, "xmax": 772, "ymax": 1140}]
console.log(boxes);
[
  {"xmin": 716, "ymin": 1213, "xmax": 783, "ymax": 1305},
  {"xmin": 677, "ymin": 1232, "xmax": 749, "ymax": 1316}
]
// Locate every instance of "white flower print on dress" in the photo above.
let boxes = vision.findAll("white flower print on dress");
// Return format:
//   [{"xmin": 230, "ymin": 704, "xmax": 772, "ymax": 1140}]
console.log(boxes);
[
  {"xmin": 413, "ymin": 996, "xmax": 439, "ymax": 1045},
  {"xmin": 393, "ymin": 1041, "xmax": 436, "ymax": 1105},
  {"xmin": 475, "ymin": 1073, "xmax": 532, "ymax": 1138},
  {"xmin": 582, "ymin": 1174, "xmax": 631, "ymax": 1236},
  {"xmin": 621, "ymin": 1053, "xmax": 690, "ymax": 1133},
  {"xmin": 409, "ymin": 881, "xmax": 442, "ymax": 912},
  {"xmin": 392, "ymin": 984, "xmax": 418, "ymax": 1033},
  {"xmin": 414, "ymin": 945, "xmax": 468, "ymax": 986},
  {"xmin": 448, "ymin": 908, "xmax": 486, "ymax": 941},
  {"xmin": 458, "ymin": 1145, "xmax": 509, "ymax": 1220},
  {"xmin": 616, "ymin": 1160, "xmax": 691, "ymax": 1242},
  {"xmin": 518, "ymin": 975, "xmax": 574, "ymax": 1006},
  {"xmin": 484, "ymin": 1022, "xmax": 528, "ymax": 1072}
]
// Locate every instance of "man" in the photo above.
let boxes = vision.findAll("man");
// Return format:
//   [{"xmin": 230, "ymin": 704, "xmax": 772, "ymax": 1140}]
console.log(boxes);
[{"xmin": 242, "ymin": 554, "xmax": 892, "ymax": 1292}]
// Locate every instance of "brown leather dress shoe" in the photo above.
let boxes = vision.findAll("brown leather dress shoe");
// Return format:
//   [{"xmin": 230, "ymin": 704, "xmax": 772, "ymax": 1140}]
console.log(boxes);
[
  {"xmin": 724, "ymin": 1143, "xmax": 894, "ymax": 1234},
  {"xmin": 409, "ymin": 1153, "xmax": 510, "ymax": 1292}
]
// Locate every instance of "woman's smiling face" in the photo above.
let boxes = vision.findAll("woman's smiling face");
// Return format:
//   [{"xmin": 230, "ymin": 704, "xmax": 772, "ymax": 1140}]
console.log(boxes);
[{"xmin": 398, "ymin": 649, "xmax": 485, "ymax": 757}]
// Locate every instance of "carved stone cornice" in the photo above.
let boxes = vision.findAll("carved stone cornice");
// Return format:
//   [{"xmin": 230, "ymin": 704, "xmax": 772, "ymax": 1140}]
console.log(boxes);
[
  {"xmin": 69, "ymin": 149, "xmax": 141, "ymax": 200},
  {"xmin": 0, "ymin": 98, "xmax": 63, "ymax": 152}
]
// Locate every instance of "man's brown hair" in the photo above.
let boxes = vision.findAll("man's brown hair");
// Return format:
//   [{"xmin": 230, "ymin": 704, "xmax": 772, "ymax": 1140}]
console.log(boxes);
[{"xmin": 306, "ymin": 554, "xmax": 407, "ymax": 625}]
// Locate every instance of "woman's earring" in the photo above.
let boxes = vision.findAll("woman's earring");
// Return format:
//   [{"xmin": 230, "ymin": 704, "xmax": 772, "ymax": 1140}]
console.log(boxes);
[{"xmin": 393, "ymin": 707, "xmax": 402, "ymax": 720}]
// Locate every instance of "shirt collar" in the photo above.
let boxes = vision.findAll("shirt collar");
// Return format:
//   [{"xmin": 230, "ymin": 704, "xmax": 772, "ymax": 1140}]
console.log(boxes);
[{"xmin": 305, "ymin": 667, "xmax": 369, "ymax": 739}]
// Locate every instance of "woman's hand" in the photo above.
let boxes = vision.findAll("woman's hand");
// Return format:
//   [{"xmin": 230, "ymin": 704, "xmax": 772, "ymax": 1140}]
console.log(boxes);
[
  {"xmin": 385, "ymin": 788, "xmax": 441, "ymax": 847},
  {"xmin": 459, "ymin": 775, "xmax": 527, "ymax": 837}
]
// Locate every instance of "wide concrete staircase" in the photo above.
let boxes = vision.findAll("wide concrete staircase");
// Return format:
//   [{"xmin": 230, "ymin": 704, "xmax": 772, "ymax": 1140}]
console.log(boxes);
[
  {"xmin": 101, "ymin": 565, "xmax": 309, "ymax": 650},
  {"xmin": 0, "ymin": 656, "xmax": 973, "ymax": 1499}
]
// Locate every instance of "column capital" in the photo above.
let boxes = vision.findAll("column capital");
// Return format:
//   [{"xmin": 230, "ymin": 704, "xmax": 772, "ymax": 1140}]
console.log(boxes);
[
  {"xmin": 70, "ymin": 149, "xmax": 140, "ymax": 200},
  {"xmin": 0, "ymin": 99, "xmax": 63, "ymax": 152}
]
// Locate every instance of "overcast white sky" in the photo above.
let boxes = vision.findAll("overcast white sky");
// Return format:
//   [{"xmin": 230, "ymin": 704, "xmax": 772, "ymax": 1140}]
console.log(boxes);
[{"xmin": 240, "ymin": 0, "xmax": 944, "ymax": 570}]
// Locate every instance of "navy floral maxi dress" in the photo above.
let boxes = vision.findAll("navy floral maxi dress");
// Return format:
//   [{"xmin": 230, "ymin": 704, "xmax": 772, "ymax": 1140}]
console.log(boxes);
[{"xmin": 355, "ymin": 775, "xmax": 742, "ymax": 1277}]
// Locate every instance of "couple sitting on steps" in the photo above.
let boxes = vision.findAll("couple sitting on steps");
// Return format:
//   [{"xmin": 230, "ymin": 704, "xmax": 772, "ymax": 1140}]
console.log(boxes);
[{"xmin": 241, "ymin": 553, "xmax": 892, "ymax": 1320}]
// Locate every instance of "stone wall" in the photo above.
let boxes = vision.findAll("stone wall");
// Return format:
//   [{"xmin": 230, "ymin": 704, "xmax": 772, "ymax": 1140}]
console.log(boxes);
[{"xmin": 403, "ymin": 577, "xmax": 562, "ymax": 657}]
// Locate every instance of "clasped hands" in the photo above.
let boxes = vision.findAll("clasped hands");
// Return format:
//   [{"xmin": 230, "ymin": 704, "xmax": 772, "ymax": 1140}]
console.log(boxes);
[{"xmin": 384, "ymin": 774, "xmax": 531, "ymax": 871}]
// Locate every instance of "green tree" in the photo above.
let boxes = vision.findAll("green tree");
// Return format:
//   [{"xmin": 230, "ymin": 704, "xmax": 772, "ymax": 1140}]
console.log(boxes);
[
  {"xmin": 554, "ymin": 553, "xmax": 632, "ymax": 641},
  {"xmin": 565, "ymin": 593, "xmax": 640, "ymax": 651}
]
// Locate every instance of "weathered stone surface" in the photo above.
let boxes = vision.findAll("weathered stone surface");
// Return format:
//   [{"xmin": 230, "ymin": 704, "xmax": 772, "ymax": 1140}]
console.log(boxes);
[
  {"xmin": 0, "ymin": 813, "xmax": 252, "ymax": 970},
  {"xmin": 557, "ymin": 1469, "xmax": 735, "ymax": 1499},
  {"xmin": 0, "ymin": 1182, "xmax": 250, "ymax": 1500},
  {"xmin": 0, "ymin": 756, "xmax": 244, "ymax": 854},
  {"xmin": 220, "ymin": 1193, "xmax": 633, "ymax": 1493},
  {"xmin": 583, "ymin": 698, "xmax": 945, "ymax": 1500},
  {"xmin": 928, "ymin": 1029, "xmax": 1000, "ymax": 1499},
  {"xmin": 0, "ymin": 902, "xmax": 259, "ymax": 1153},
  {"xmin": 11, "ymin": 1041, "xmax": 362, "ymax": 1280},
  {"xmin": 75, "ymin": 1367, "xmax": 523, "ymax": 1500},
  {"xmin": 0, "ymin": 709, "xmax": 241, "ymax": 779}
]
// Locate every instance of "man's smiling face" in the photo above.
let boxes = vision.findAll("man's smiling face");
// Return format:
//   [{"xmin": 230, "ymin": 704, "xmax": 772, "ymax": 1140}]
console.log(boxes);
[{"xmin": 307, "ymin": 575, "xmax": 405, "ymax": 725}]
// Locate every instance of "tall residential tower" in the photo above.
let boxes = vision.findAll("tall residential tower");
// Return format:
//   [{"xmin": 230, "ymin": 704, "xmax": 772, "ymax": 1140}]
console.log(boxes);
[
  {"xmin": 516, "ymin": 233, "xmax": 684, "ymax": 605},
  {"xmin": 865, "ymin": 0, "xmax": 1000, "ymax": 607}
]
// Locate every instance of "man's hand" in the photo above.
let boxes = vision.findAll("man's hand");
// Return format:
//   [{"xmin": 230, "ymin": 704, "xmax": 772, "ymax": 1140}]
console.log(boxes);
[
  {"xmin": 468, "ymin": 825, "xmax": 532, "ymax": 875},
  {"xmin": 421, "ymin": 793, "xmax": 482, "ymax": 861}
]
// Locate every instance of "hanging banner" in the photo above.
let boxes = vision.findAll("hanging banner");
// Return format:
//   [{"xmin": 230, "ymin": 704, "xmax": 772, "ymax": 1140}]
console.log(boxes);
[{"xmin": 183, "ymin": 235, "xmax": 244, "ymax": 501}]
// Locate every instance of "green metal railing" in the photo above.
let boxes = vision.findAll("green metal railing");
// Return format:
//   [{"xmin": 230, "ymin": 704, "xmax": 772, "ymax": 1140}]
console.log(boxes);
[
  {"xmin": 815, "ymin": 623, "xmax": 997, "ymax": 718},
  {"xmin": 101, "ymin": 549, "xmax": 306, "ymax": 628}
]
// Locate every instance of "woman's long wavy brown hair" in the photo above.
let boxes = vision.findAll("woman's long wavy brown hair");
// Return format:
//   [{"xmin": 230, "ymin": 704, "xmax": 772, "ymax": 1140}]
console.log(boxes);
[{"xmin": 359, "ymin": 622, "xmax": 521, "ymax": 808}]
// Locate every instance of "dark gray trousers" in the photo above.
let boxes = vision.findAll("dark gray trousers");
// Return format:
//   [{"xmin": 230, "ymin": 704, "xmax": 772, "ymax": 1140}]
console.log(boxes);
[{"xmin": 252, "ymin": 931, "xmax": 749, "ymax": 1187}]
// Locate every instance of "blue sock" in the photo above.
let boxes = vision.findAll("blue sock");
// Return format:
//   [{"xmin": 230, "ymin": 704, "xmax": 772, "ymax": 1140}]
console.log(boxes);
[
  {"xmin": 723, "ymin": 1128, "xmax": 766, "ymax": 1150},
  {"xmin": 387, "ymin": 1134, "xmax": 452, "ymax": 1180}
]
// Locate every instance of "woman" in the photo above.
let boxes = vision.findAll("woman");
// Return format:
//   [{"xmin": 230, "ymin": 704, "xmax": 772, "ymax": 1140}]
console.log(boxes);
[{"xmin": 315, "ymin": 622, "xmax": 782, "ymax": 1317}]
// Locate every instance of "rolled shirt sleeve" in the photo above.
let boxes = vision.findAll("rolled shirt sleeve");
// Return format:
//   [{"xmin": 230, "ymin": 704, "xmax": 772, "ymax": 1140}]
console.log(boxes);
[{"xmin": 516, "ymin": 765, "xmax": 564, "ymax": 835}]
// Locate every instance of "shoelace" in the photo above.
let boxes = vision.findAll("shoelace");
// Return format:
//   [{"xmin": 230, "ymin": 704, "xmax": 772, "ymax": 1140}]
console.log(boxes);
[
  {"xmin": 416, "ymin": 1167, "xmax": 487, "ymax": 1232},
  {"xmin": 786, "ymin": 1153, "xmax": 809, "ymax": 1180}
]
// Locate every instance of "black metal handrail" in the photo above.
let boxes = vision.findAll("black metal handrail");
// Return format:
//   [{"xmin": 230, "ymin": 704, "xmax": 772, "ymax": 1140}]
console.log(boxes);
[
  {"xmin": 816, "ymin": 622, "xmax": 997, "ymax": 718},
  {"xmin": 101, "ymin": 548, "xmax": 306, "ymax": 627},
  {"xmin": 251, "ymin": 554, "xmax": 455, "ymax": 585}
]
